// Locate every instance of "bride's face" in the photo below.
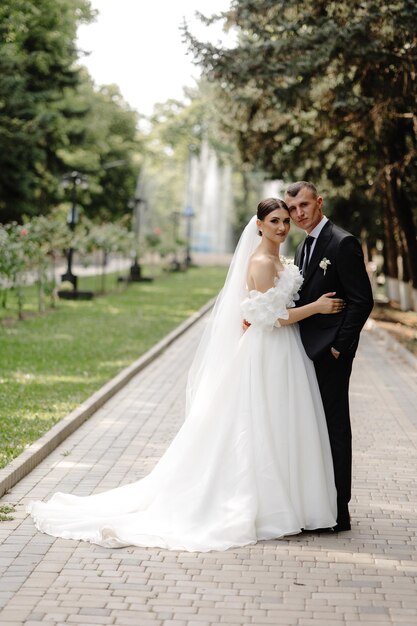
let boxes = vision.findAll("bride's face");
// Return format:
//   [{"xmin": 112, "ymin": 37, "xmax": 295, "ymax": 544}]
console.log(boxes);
[{"xmin": 258, "ymin": 208, "xmax": 291, "ymax": 243}]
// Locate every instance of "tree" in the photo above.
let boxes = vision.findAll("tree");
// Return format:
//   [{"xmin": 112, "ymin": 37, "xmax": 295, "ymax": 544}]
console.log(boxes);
[
  {"xmin": 0, "ymin": 1, "xmax": 142, "ymax": 225},
  {"xmin": 186, "ymin": 0, "xmax": 417, "ymax": 292},
  {"xmin": 57, "ymin": 75, "xmax": 142, "ymax": 221},
  {"xmin": 0, "ymin": 0, "xmax": 94, "ymax": 221}
]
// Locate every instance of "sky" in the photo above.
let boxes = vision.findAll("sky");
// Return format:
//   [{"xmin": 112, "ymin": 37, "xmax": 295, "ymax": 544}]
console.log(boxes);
[{"xmin": 77, "ymin": 0, "xmax": 233, "ymax": 116}]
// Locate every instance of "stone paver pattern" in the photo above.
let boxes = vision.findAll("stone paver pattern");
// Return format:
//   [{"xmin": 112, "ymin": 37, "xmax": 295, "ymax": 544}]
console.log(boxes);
[{"xmin": 0, "ymin": 317, "xmax": 416, "ymax": 626}]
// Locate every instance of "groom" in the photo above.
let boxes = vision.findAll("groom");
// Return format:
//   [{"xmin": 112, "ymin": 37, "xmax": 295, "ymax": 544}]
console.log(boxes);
[{"xmin": 284, "ymin": 181, "xmax": 373, "ymax": 532}]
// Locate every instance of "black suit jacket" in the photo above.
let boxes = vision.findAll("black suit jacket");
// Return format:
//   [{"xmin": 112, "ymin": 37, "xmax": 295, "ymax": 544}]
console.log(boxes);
[{"xmin": 294, "ymin": 221, "xmax": 374, "ymax": 361}]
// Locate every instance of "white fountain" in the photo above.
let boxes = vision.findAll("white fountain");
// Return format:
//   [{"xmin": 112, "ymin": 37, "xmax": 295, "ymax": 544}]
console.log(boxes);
[{"xmin": 184, "ymin": 139, "xmax": 234, "ymax": 254}]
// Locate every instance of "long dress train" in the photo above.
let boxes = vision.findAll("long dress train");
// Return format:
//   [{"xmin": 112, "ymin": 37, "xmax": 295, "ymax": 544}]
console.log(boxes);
[{"xmin": 28, "ymin": 263, "xmax": 337, "ymax": 552}]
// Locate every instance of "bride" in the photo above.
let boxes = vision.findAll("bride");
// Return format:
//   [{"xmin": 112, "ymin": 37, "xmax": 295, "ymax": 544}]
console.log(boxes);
[{"xmin": 28, "ymin": 198, "xmax": 344, "ymax": 552}]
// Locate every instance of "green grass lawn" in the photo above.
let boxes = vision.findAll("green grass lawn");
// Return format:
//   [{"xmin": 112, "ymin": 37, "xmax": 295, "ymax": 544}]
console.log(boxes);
[{"xmin": 0, "ymin": 265, "xmax": 227, "ymax": 469}]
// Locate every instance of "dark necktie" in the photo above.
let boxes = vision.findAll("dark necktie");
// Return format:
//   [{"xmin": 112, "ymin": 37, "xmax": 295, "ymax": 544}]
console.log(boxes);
[{"xmin": 301, "ymin": 236, "xmax": 314, "ymax": 275}]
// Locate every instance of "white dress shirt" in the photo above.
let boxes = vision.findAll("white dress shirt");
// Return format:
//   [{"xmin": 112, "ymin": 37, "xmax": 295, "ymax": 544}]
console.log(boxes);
[{"xmin": 304, "ymin": 216, "xmax": 328, "ymax": 264}]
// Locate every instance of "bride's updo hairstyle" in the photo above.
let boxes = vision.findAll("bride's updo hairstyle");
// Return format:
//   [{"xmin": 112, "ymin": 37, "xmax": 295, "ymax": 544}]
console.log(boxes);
[{"xmin": 257, "ymin": 197, "xmax": 289, "ymax": 236}]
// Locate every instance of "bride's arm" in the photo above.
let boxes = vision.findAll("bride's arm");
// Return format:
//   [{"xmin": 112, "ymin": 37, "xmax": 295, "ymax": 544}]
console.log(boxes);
[
  {"xmin": 277, "ymin": 294, "xmax": 344, "ymax": 326},
  {"xmin": 246, "ymin": 258, "xmax": 344, "ymax": 328}
]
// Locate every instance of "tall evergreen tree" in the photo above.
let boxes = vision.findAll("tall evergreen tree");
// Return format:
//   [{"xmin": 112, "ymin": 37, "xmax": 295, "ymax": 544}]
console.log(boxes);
[{"xmin": 0, "ymin": 0, "xmax": 94, "ymax": 221}]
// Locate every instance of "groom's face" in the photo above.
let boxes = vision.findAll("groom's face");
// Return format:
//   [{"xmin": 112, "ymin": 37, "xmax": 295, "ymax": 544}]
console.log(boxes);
[{"xmin": 284, "ymin": 188, "xmax": 323, "ymax": 234}]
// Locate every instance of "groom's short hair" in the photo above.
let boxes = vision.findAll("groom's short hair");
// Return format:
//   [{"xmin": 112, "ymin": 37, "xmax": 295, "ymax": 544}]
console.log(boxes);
[{"xmin": 286, "ymin": 181, "xmax": 318, "ymax": 198}]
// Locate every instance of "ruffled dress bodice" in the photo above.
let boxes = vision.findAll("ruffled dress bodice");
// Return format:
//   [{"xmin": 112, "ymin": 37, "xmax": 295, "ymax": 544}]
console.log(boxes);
[{"xmin": 241, "ymin": 263, "xmax": 303, "ymax": 330}]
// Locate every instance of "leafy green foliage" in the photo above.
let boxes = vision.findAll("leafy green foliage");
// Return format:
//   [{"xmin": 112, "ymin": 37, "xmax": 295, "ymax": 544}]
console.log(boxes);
[
  {"xmin": 186, "ymin": 0, "xmax": 417, "ymax": 287},
  {"xmin": 0, "ymin": 1, "xmax": 142, "ymax": 224},
  {"xmin": 0, "ymin": 504, "xmax": 15, "ymax": 521},
  {"xmin": 58, "ymin": 76, "xmax": 143, "ymax": 221},
  {"xmin": 0, "ymin": 0, "xmax": 94, "ymax": 220},
  {"xmin": 0, "ymin": 216, "xmax": 134, "ymax": 319}
]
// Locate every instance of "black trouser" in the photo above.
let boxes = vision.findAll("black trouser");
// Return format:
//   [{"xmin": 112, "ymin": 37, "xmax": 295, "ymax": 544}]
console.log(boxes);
[{"xmin": 314, "ymin": 350, "xmax": 354, "ymax": 519}]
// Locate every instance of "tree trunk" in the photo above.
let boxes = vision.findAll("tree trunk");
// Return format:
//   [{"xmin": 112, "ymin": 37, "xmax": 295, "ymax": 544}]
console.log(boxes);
[
  {"xmin": 381, "ymin": 184, "xmax": 401, "ymax": 304},
  {"xmin": 381, "ymin": 196, "xmax": 398, "ymax": 281},
  {"xmin": 385, "ymin": 138, "xmax": 417, "ymax": 289}
]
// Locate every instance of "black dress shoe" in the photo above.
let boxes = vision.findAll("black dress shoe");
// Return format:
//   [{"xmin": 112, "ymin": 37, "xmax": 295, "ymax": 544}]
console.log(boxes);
[{"xmin": 333, "ymin": 520, "xmax": 351, "ymax": 532}]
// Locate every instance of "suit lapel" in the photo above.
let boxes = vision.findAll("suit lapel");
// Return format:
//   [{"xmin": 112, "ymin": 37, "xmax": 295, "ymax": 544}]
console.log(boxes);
[{"xmin": 303, "ymin": 221, "xmax": 333, "ymax": 284}]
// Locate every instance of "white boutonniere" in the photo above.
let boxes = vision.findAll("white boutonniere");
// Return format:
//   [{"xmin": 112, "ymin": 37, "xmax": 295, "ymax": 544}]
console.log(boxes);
[{"xmin": 319, "ymin": 258, "xmax": 331, "ymax": 275}]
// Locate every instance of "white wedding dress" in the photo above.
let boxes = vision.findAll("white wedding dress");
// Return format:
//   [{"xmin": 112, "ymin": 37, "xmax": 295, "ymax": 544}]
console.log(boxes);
[{"xmin": 28, "ymin": 216, "xmax": 337, "ymax": 552}]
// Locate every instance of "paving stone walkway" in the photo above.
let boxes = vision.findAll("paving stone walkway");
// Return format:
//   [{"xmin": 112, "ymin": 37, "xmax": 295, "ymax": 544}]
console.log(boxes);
[{"xmin": 0, "ymin": 317, "xmax": 416, "ymax": 626}]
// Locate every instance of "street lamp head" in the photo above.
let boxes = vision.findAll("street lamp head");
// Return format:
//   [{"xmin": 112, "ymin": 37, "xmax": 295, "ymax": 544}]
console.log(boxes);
[{"xmin": 61, "ymin": 170, "xmax": 88, "ymax": 188}]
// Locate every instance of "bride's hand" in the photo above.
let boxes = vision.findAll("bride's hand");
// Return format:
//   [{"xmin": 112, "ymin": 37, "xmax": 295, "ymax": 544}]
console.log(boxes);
[{"xmin": 315, "ymin": 292, "xmax": 345, "ymax": 314}]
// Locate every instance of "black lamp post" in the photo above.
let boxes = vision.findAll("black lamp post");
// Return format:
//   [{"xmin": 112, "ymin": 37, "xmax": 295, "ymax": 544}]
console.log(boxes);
[
  {"xmin": 128, "ymin": 195, "xmax": 145, "ymax": 281},
  {"xmin": 183, "ymin": 143, "xmax": 198, "ymax": 267},
  {"xmin": 170, "ymin": 211, "xmax": 182, "ymax": 271},
  {"xmin": 61, "ymin": 171, "xmax": 88, "ymax": 290},
  {"xmin": 183, "ymin": 204, "xmax": 195, "ymax": 266}
]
